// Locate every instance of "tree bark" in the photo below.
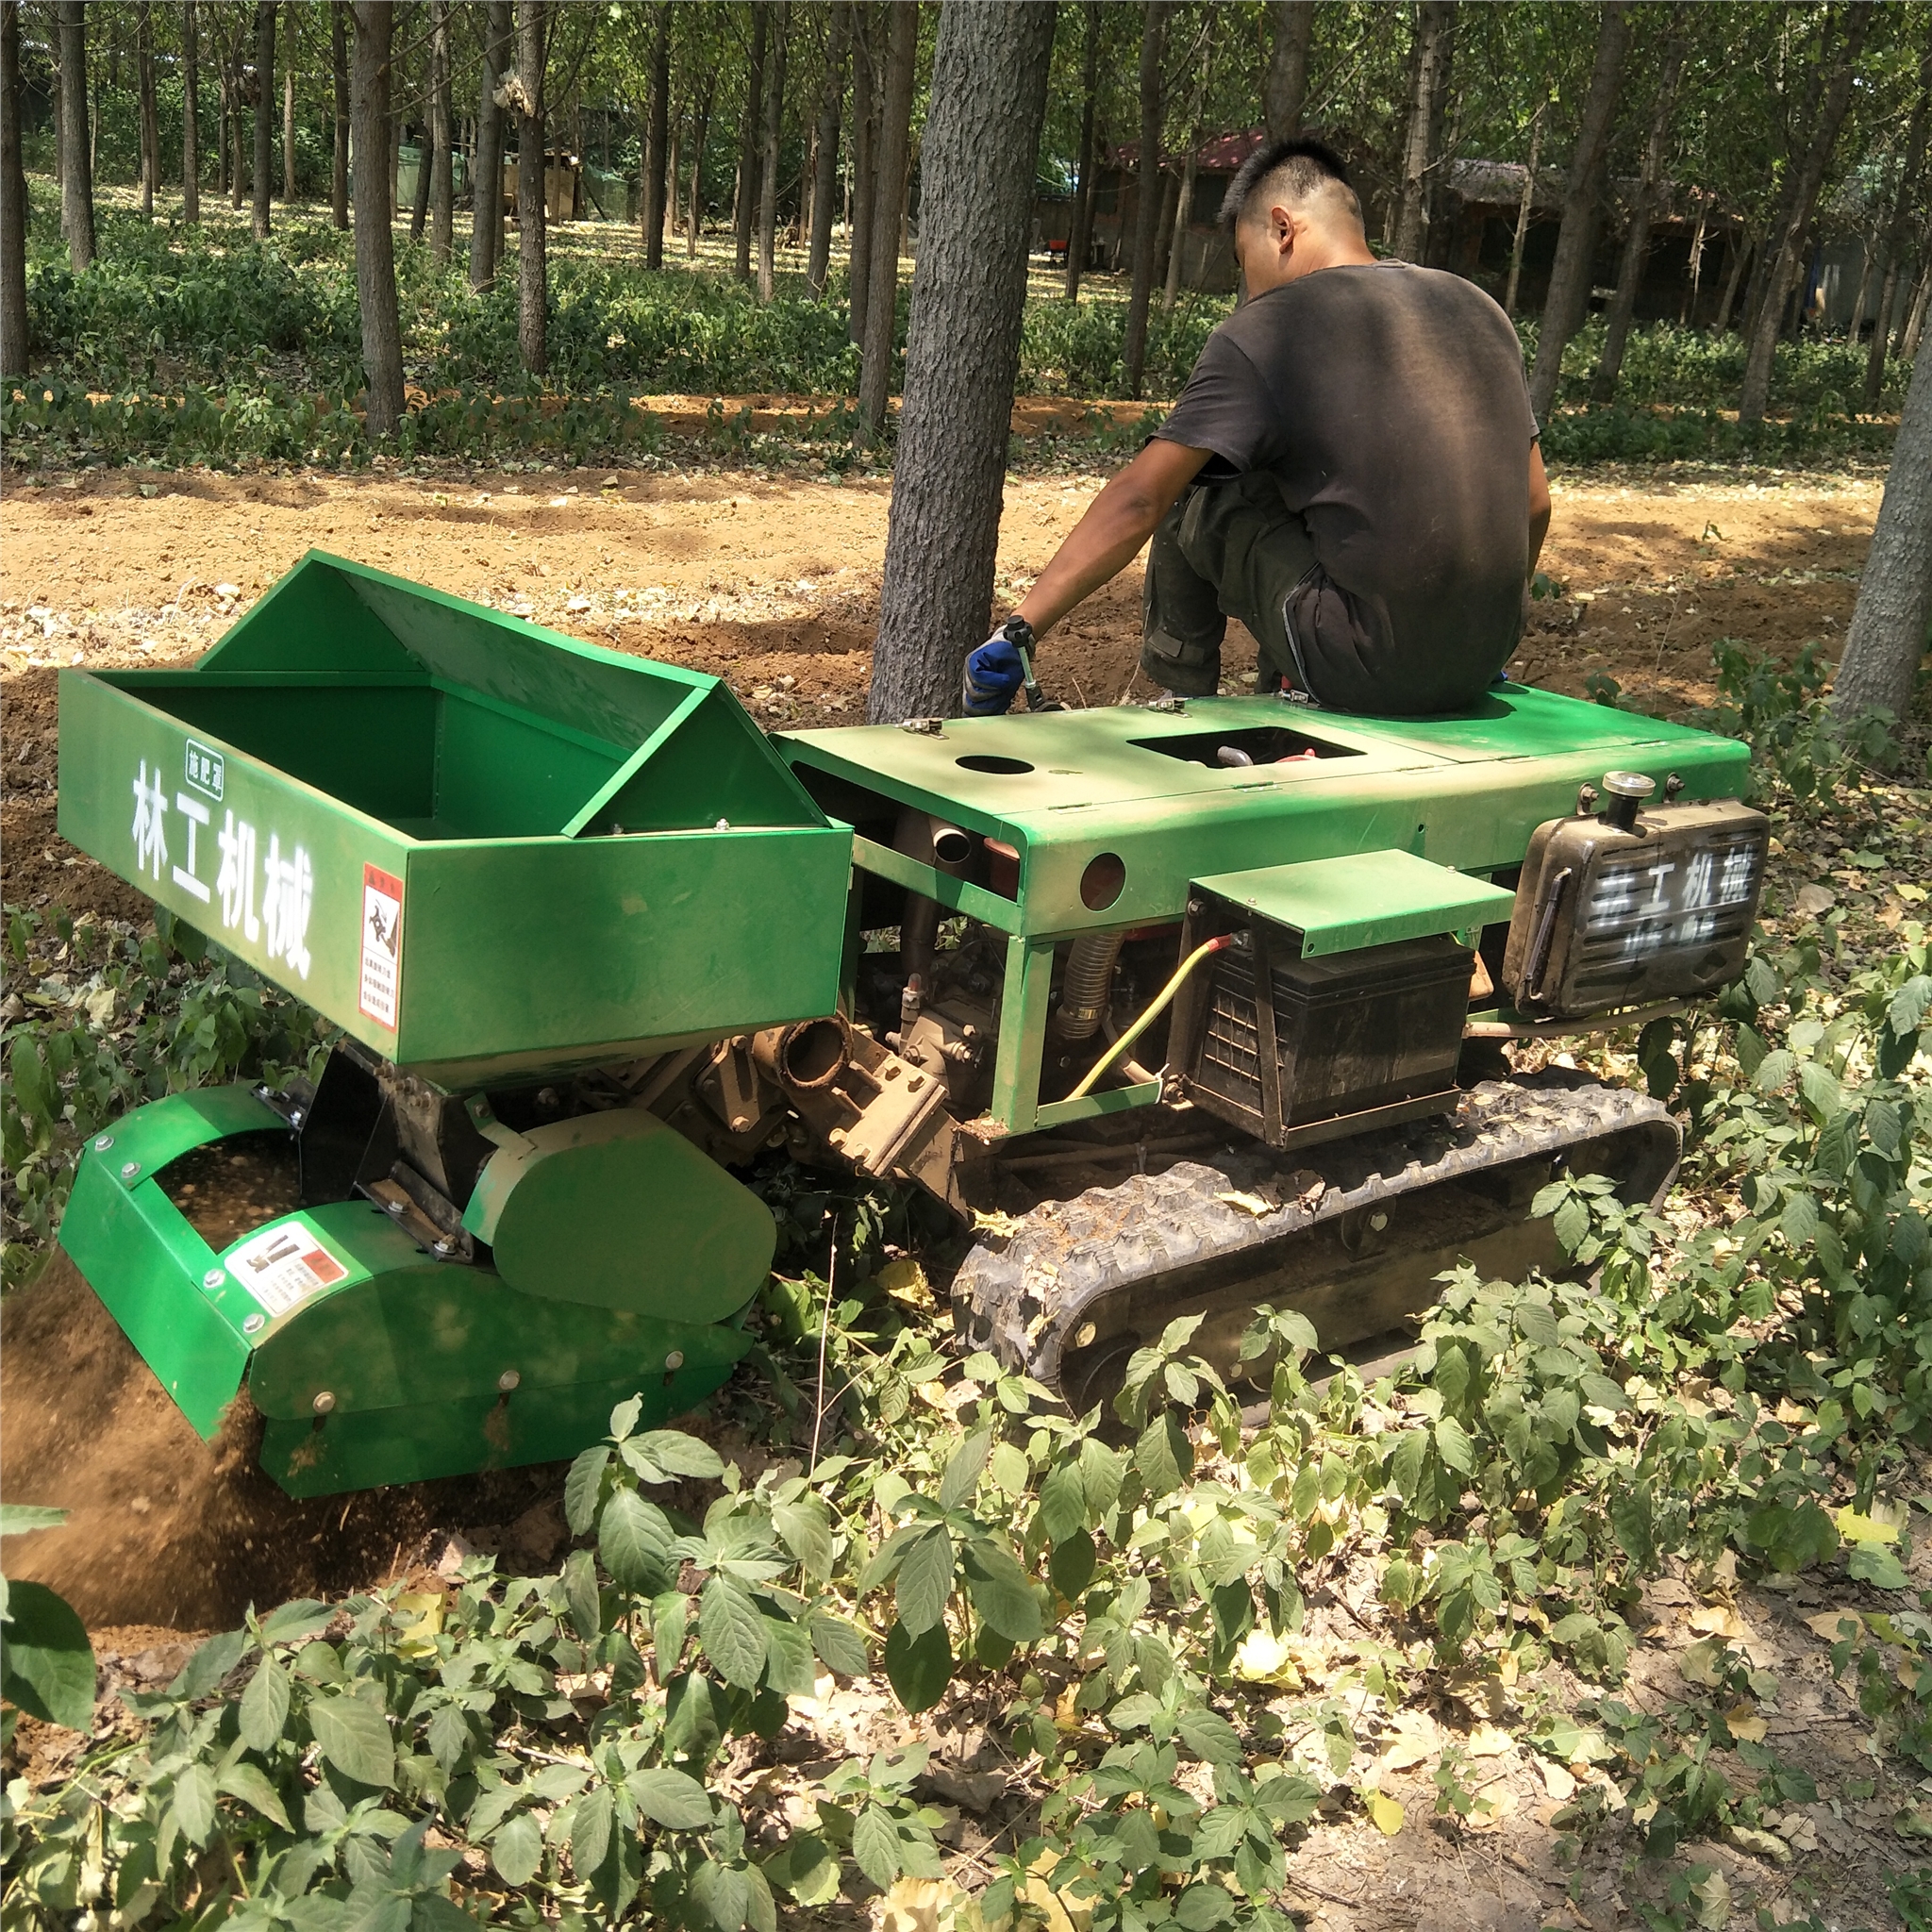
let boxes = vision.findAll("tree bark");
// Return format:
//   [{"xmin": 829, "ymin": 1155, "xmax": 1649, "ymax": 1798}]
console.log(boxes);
[
  {"xmin": 137, "ymin": 2, "xmax": 158, "ymax": 216},
  {"xmin": 1526, "ymin": 2, "xmax": 1629, "ymax": 425},
  {"xmin": 252, "ymin": 2, "xmax": 275, "ymax": 238},
  {"xmin": 1591, "ymin": 30, "xmax": 1684, "ymax": 404},
  {"xmin": 1164, "ymin": 144, "xmax": 1199, "ymax": 314},
  {"xmin": 848, "ymin": 4, "xmax": 877, "ymax": 342},
  {"xmin": 1394, "ymin": 2, "xmax": 1454, "ymax": 263},
  {"xmin": 1264, "ymin": 1, "xmax": 1312, "ymax": 140},
  {"xmin": 1831, "ymin": 336, "xmax": 1932, "ymax": 723},
  {"xmin": 686, "ymin": 73, "xmax": 712, "ymax": 258},
  {"xmin": 516, "ymin": 0, "xmax": 547, "ymax": 374},
  {"xmin": 350, "ymin": 1, "xmax": 405, "ymax": 438},
  {"xmin": 183, "ymin": 0, "xmax": 201, "ymax": 220},
  {"xmin": 1503, "ymin": 99, "xmax": 1544, "ymax": 317},
  {"xmin": 806, "ymin": 1, "xmax": 847, "ymax": 296},
  {"xmin": 870, "ymin": 0, "xmax": 1057, "ymax": 724},
  {"xmin": 0, "ymin": 0, "xmax": 28, "ymax": 376},
  {"xmin": 857, "ymin": 0, "xmax": 915, "ymax": 441},
  {"xmin": 328, "ymin": 1, "xmax": 348, "ymax": 225},
  {"xmin": 1679, "ymin": 190, "xmax": 1707, "ymax": 324},
  {"xmin": 425, "ymin": 0, "xmax": 452, "ymax": 259},
  {"xmin": 734, "ymin": 2, "xmax": 766, "ymax": 281},
  {"xmin": 1063, "ymin": 0, "xmax": 1099, "ymax": 300},
  {"xmin": 642, "ymin": 2, "xmax": 669, "ymax": 268},
  {"xmin": 56, "ymin": 1, "xmax": 93, "ymax": 271},
  {"xmin": 758, "ymin": 1, "xmax": 788, "ymax": 301},
  {"xmin": 1714, "ymin": 228, "xmax": 1751, "ymax": 332},
  {"xmin": 1739, "ymin": 2, "xmax": 1872, "ymax": 424},
  {"xmin": 1865, "ymin": 47, "xmax": 1931, "ymax": 406},
  {"xmin": 1122, "ymin": 1, "xmax": 1166, "ymax": 398},
  {"xmin": 1903, "ymin": 256, "xmax": 1931, "ymax": 362},
  {"xmin": 470, "ymin": 0, "xmax": 509, "ymax": 286}
]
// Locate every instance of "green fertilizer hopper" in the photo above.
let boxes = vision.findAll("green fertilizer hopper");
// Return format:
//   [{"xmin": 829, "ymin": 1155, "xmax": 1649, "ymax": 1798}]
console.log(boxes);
[{"xmin": 58, "ymin": 552, "xmax": 1770, "ymax": 1494}]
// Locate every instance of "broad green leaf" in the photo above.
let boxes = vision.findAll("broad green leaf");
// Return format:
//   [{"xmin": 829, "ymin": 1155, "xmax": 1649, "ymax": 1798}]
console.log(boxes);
[
  {"xmin": 653, "ymin": 1591, "xmax": 690, "ymax": 1676},
  {"xmin": 564, "ymin": 1548, "xmax": 601, "ymax": 1642},
  {"xmin": 772, "ymin": 1496, "xmax": 835, "ymax": 1582},
  {"xmin": 0, "ymin": 1505, "xmax": 68, "ymax": 1537},
  {"xmin": 808, "ymin": 1608, "xmax": 870, "ymax": 1677},
  {"xmin": 691, "ymin": 1857, "xmax": 752, "ymax": 1932},
  {"xmin": 573, "ymin": 1782, "xmax": 616, "ymax": 1879},
  {"xmin": 938, "ymin": 1429, "xmax": 993, "ymax": 1511},
  {"xmin": 662, "ymin": 1670, "xmax": 722, "ymax": 1763},
  {"xmin": 961, "ymin": 1540, "xmax": 1042, "ymax": 1643},
  {"xmin": 1038, "ymin": 1461, "xmax": 1087, "ymax": 1544},
  {"xmin": 174, "ymin": 1626, "xmax": 250, "ymax": 1698},
  {"xmin": 990, "ymin": 1441, "xmax": 1031, "ymax": 1497},
  {"xmin": 1848, "ymin": 1543, "xmax": 1910, "ymax": 1591},
  {"xmin": 883, "ymin": 1618, "xmax": 952, "ymax": 1713},
  {"xmin": 1610, "ymin": 1487, "xmax": 1654, "ymax": 1565},
  {"xmin": 1781, "ymin": 1191, "xmax": 1820, "ymax": 1245},
  {"xmin": 700, "ymin": 1574, "xmax": 769, "ymax": 1689},
  {"xmin": 1049, "ymin": 1528, "xmax": 1097, "ymax": 1601},
  {"xmin": 491, "ymin": 1811, "xmax": 542, "ymax": 1888},
  {"xmin": 258, "ymin": 1598, "xmax": 333, "ymax": 1647},
  {"xmin": 308, "ymin": 1690, "xmax": 394, "ymax": 1789},
  {"xmin": 1866, "ymin": 1095, "xmax": 1903, "ymax": 1157},
  {"xmin": 609, "ymin": 1395, "xmax": 644, "ymax": 1441},
  {"xmin": 1388, "ymin": 1429, "xmax": 1427, "ymax": 1502},
  {"xmin": 240, "ymin": 1656, "xmax": 291, "ymax": 1753},
  {"xmin": 425, "ymin": 1701, "xmax": 473, "ymax": 1774},
  {"xmin": 852, "ymin": 1804, "xmax": 904, "ymax": 1891},
  {"xmin": 1078, "ymin": 1440, "xmax": 1126, "ymax": 1518},
  {"xmin": 599, "ymin": 1487, "xmax": 677, "ymax": 1596},
  {"xmin": 894, "ymin": 1525, "xmax": 956, "ymax": 1637},
  {"xmin": 1551, "ymin": 1194, "xmax": 1591, "ymax": 1256},
  {"xmin": 762, "ymin": 1832, "xmax": 840, "ymax": 1907},
  {"xmin": 1135, "ymin": 1414, "xmax": 1191, "ymax": 1497},
  {"xmin": 1432, "ymin": 1416, "xmax": 1474, "ymax": 1476},
  {"xmin": 626, "ymin": 1766, "xmax": 715, "ymax": 1829},
  {"xmin": 760, "ymin": 1613, "xmax": 819, "ymax": 1697},
  {"xmin": 1755, "ymin": 1049, "xmax": 1795, "ymax": 1092},
  {"xmin": 218, "ymin": 1761, "xmax": 292, "ymax": 1831},
  {"xmin": 0, "ymin": 1579, "xmax": 95, "ymax": 1729},
  {"xmin": 172, "ymin": 1759, "xmax": 218, "ymax": 1845},
  {"xmin": 1577, "ymin": 1373, "xmax": 1629, "ymax": 1412},
  {"xmin": 626, "ymin": 1430, "xmax": 726, "ymax": 1484},
  {"xmin": 564, "ymin": 1446, "xmax": 611, "ymax": 1535},
  {"xmin": 1107, "ymin": 1692, "xmax": 1162, "ymax": 1730},
  {"xmin": 1176, "ymin": 1707, "xmax": 1243, "ymax": 1767}
]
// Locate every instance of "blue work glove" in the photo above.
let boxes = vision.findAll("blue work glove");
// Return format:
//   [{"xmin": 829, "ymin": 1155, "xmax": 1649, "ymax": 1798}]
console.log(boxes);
[{"xmin": 962, "ymin": 628, "xmax": 1026, "ymax": 716}]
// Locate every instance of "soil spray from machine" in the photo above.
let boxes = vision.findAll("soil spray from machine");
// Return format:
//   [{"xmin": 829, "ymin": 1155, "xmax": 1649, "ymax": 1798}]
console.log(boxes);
[{"xmin": 44, "ymin": 553, "xmax": 1767, "ymax": 1505}]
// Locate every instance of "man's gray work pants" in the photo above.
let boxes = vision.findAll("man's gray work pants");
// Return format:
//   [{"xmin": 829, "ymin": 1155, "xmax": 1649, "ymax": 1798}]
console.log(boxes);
[{"xmin": 1141, "ymin": 472, "xmax": 1317, "ymax": 698}]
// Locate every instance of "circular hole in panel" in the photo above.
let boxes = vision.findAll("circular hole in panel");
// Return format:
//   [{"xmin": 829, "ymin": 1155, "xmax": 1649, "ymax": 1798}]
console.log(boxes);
[
  {"xmin": 1081, "ymin": 852, "xmax": 1126, "ymax": 910},
  {"xmin": 956, "ymin": 754, "xmax": 1035, "ymax": 774}
]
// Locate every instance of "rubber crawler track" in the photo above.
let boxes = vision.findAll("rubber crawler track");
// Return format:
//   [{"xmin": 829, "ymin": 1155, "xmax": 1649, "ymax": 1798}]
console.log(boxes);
[{"xmin": 954, "ymin": 1076, "xmax": 1680, "ymax": 1407}]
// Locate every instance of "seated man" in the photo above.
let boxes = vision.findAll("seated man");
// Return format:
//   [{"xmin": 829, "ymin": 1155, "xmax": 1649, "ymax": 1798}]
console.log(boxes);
[{"xmin": 965, "ymin": 138, "xmax": 1551, "ymax": 719}]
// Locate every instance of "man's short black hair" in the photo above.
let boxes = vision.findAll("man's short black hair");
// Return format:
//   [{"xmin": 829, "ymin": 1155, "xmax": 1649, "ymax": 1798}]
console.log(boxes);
[{"xmin": 1221, "ymin": 136, "xmax": 1359, "ymax": 236}]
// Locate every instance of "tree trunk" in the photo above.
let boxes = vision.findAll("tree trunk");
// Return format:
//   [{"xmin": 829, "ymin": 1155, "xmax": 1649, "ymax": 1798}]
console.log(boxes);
[
  {"xmin": 137, "ymin": 2, "xmax": 158, "ymax": 217},
  {"xmin": 1503, "ymin": 98, "xmax": 1544, "ymax": 317},
  {"xmin": 1591, "ymin": 32, "xmax": 1684, "ymax": 404},
  {"xmin": 427, "ymin": 0, "xmax": 452, "ymax": 259},
  {"xmin": 470, "ymin": 0, "xmax": 509, "ymax": 286},
  {"xmin": 1164, "ymin": 145, "xmax": 1198, "ymax": 314},
  {"xmin": 857, "ymin": 0, "xmax": 915, "ymax": 440},
  {"xmin": 643, "ymin": 2, "xmax": 669, "ymax": 268},
  {"xmin": 56, "ymin": 2, "xmax": 93, "ymax": 271},
  {"xmin": 1714, "ymin": 228, "xmax": 1751, "ymax": 332},
  {"xmin": 516, "ymin": 0, "xmax": 547, "ymax": 374},
  {"xmin": 283, "ymin": 31, "xmax": 296, "ymax": 200},
  {"xmin": 758, "ymin": 1, "xmax": 788, "ymax": 301},
  {"xmin": 1526, "ymin": 1, "xmax": 1629, "ymax": 425},
  {"xmin": 806, "ymin": 1, "xmax": 847, "ymax": 296},
  {"xmin": 734, "ymin": 2, "xmax": 766, "ymax": 281},
  {"xmin": 1865, "ymin": 48, "xmax": 1931, "ymax": 406},
  {"xmin": 1830, "ymin": 336, "xmax": 1932, "ymax": 723},
  {"xmin": 1679, "ymin": 192, "xmax": 1707, "ymax": 324},
  {"xmin": 350, "ymin": 1, "xmax": 405, "ymax": 438},
  {"xmin": 1064, "ymin": 0, "xmax": 1099, "ymax": 299},
  {"xmin": 870, "ymin": 0, "xmax": 1056, "ymax": 724},
  {"xmin": 1152, "ymin": 165, "xmax": 1179, "ymax": 299},
  {"xmin": 1903, "ymin": 257, "xmax": 1931, "ymax": 361},
  {"xmin": 183, "ymin": 0, "xmax": 201, "ymax": 220},
  {"xmin": 1739, "ymin": 3, "xmax": 1872, "ymax": 424},
  {"xmin": 686, "ymin": 75, "xmax": 712, "ymax": 258},
  {"xmin": 1122, "ymin": 1, "xmax": 1165, "ymax": 398},
  {"xmin": 252, "ymin": 2, "xmax": 275, "ymax": 238},
  {"xmin": 0, "ymin": 0, "xmax": 28, "ymax": 376},
  {"xmin": 1264, "ymin": 1, "xmax": 1312, "ymax": 140},
  {"xmin": 1393, "ymin": 2, "xmax": 1454, "ymax": 263},
  {"xmin": 848, "ymin": 5, "xmax": 876, "ymax": 342},
  {"xmin": 328, "ymin": 2, "xmax": 347, "ymax": 225}
]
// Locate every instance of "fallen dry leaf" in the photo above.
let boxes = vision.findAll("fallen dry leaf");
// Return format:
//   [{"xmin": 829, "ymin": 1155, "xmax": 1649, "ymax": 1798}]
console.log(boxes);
[
  {"xmin": 1804, "ymin": 1608, "xmax": 1865, "ymax": 1642},
  {"xmin": 1725, "ymin": 1703, "xmax": 1768, "ymax": 1743},
  {"xmin": 1465, "ymin": 1723, "xmax": 1516, "ymax": 1759}
]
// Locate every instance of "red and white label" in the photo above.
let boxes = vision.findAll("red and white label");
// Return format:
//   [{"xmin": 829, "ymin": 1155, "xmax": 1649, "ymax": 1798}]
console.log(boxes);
[
  {"xmin": 227, "ymin": 1223, "xmax": 349, "ymax": 1319},
  {"xmin": 358, "ymin": 863, "xmax": 404, "ymax": 1029}
]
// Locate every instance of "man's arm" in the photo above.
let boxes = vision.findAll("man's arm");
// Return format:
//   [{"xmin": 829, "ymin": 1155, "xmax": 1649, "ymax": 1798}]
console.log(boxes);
[
  {"xmin": 1527, "ymin": 440, "xmax": 1551, "ymax": 577},
  {"xmin": 1014, "ymin": 437, "xmax": 1215, "ymax": 638}
]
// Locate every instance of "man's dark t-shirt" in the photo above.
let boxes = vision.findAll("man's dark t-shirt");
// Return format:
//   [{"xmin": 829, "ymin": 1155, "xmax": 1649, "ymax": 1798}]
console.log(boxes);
[{"xmin": 1156, "ymin": 261, "xmax": 1537, "ymax": 715}]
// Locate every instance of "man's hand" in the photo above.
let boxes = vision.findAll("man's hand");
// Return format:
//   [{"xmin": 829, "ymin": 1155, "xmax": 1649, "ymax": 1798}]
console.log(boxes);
[{"xmin": 962, "ymin": 629, "xmax": 1026, "ymax": 715}]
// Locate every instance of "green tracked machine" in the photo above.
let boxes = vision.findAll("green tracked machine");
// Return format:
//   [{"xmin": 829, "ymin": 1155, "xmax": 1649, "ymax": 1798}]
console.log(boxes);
[{"xmin": 55, "ymin": 552, "xmax": 1768, "ymax": 1496}]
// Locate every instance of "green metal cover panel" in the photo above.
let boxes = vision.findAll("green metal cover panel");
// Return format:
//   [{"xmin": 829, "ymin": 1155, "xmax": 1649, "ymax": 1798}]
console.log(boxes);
[
  {"xmin": 778, "ymin": 689, "xmax": 1753, "ymax": 939},
  {"xmin": 1193, "ymin": 851, "xmax": 1517, "ymax": 958},
  {"xmin": 57, "ymin": 552, "xmax": 852, "ymax": 1090}
]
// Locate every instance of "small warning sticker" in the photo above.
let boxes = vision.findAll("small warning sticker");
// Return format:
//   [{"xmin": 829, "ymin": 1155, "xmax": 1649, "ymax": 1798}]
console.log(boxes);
[
  {"xmin": 358, "ymin": 863, "xmax": 404, "ymax": 1028},
  {"xmin": 227, "ymin": 1222, "xmax": 350, "ymax": 1319}
]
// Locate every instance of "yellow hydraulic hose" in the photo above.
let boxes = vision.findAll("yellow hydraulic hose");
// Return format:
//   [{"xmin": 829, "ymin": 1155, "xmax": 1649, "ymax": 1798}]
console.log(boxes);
[{"xmin": 1065, "ymin": 932, "xmax": 1236, "ymax": 1101}]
